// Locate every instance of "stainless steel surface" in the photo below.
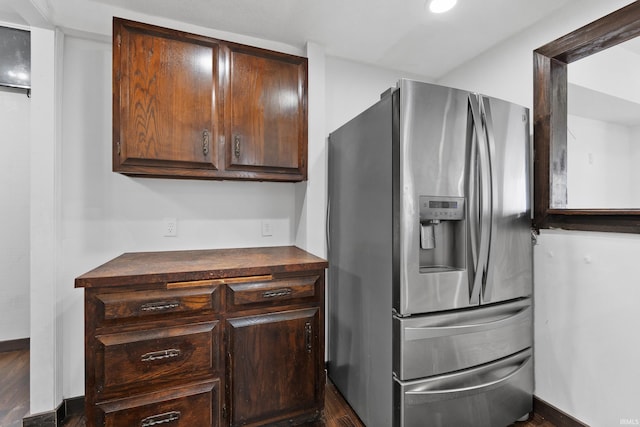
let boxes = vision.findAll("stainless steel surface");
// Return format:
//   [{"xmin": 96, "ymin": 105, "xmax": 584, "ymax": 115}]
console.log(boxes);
[
  {"xmin": 397, "ymin": 80, "xmax": 531, "ymax": 315},
  {"xmin": 478, "ymin": 94, "xmax": 532, "ymax": 304},
  {"xmin": 327, "ymin": 93, "xmax": 395, "ymax": 427},
  {"xmin": 468, "ymin": 93, "xmax": 491, "ymax": 307},
  {"xmin": 398, "ymin": 81, "xmax": 473, "ymax": 315},
  {"xmin": 393, "ymin": 298, "xmax": 532, "ymax": 380},
  {"xmin": 328, "ymin": 80, "xmax": 533, "ymax": 427},
  {"xmin": 394, "ymin": 349, "xmax": 533, "ymax": 427}
]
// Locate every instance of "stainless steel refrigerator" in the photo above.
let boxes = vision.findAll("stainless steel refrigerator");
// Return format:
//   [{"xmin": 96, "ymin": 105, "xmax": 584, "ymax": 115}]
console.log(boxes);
[{"xmin": 327, "ymin": 79, "xmax": 533, "ymax": 427}]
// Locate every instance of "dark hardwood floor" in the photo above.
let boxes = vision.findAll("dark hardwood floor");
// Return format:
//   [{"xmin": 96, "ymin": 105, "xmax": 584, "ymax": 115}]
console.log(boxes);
[
  {"xmin": 0, "ymin": 349, "xmax": 29, "ymax": 427},
  {"xmin": 1, "ymin": 348, "xmax": 554, "ymax": 427}
]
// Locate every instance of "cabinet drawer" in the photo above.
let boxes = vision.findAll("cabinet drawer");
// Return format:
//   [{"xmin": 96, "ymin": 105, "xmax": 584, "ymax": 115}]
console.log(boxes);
[
  {"xmin": 96, "ymin": 285, "xmax": 220, "ymax": 321},
  {"xmin": 95, "ymin": 321, "xmax": 219, "ymax": 393},
  {"xmin": 227, "ymin": 275, "xmax": 318, "ymax": 308},
  {"xmin": 97, "ymin": 380, "xmax": 219, "ymax": 427}
]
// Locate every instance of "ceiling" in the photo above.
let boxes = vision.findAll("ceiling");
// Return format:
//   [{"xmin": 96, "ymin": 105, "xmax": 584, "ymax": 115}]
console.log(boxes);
[{"xmin": 0, "ymin": 0, "xmax": 585, "ymax": 79}]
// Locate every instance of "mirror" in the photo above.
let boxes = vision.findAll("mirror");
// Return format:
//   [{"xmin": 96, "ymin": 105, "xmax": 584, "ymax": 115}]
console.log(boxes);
[
  {"xmin": 533, "ymin": 1, "xmax": 640, "ymax": 233},
  {"xmin": 565, "ymin": 38, "xmax": 640, "ymax": 209}
]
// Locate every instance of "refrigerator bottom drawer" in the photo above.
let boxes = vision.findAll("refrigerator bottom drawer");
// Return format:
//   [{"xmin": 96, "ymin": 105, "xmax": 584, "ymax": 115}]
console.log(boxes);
[
  {"xmin": 394, "ymin": 298, "xmax": 532, "ymax": 380},
  {"xmin": 394, "ymin": 349, "xmax": 532, "ymax": 427}
]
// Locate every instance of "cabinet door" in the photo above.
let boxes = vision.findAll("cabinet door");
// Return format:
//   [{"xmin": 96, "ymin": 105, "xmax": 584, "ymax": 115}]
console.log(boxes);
[
  {"xmin": 225, "ymin": 45, "xmax": 308, "ymax": 181},
  {"xmin": 113, "ymin": 18, "xmax": 221, "ymax": 174},
  {"xmin": 227, "ymin": 308, "xmax": 322, "ymax": 426}
]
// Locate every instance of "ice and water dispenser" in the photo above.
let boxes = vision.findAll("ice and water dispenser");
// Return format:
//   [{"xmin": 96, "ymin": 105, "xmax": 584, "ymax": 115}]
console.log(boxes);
[{"xmin": 418, "ymin": 196, "xmax": 465, "ymax": 273}]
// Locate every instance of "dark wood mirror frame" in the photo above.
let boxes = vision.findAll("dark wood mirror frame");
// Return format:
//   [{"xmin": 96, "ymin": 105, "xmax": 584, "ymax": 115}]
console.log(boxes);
[{"xmin": 533, "ymin": 1, "xmax": 640, "ymax": 234}]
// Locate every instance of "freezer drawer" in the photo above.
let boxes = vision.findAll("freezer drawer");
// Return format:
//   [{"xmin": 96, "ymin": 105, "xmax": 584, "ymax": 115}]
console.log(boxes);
[
  {"xmin": 394, "ymin": 298, "xmax": 531, "ymax": 380},
  {"xmin": 394, "ymin": 349, "xmax": 532, "ymax": 427}
]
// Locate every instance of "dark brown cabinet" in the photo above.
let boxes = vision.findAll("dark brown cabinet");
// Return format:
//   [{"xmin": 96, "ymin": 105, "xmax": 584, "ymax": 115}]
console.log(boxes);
[
  {"xmin": 113, "ymin": 19, "xmax": 221, "ymax": 174},
  {"xmin": 227, "ymin": 308, "xmax": 322, "ymax": 426},
  {"xmin": 225, "ymin": 44, "xmax": 307, "ymax": 179},
  {"xmin": 76, "ymin": 246, "xmax": 327, "ymax": 427},
  {"xmin": 113, "ymin": 18, "xmax": 308, "ymax": 182}
]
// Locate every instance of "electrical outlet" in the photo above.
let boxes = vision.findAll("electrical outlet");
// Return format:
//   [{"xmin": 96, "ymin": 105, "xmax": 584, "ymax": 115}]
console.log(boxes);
[
  {"xmin": 164, "ymin": 218, "xmax": 177, "ymax": 237},
  {"xmin": 261, "ymin": 220, "xmax": 273, "ymax": 237}
]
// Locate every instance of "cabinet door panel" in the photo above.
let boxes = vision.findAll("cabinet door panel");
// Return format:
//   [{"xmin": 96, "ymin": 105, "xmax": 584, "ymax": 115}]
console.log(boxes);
[
  {"xmin": 226, "ymin": 46, "xmax": 307, "ymax": 177},
  {"xmin": 114, "ymin": 19, "xmax": 220, "ymax": 171},
  {"xmin": 227, "ymin": 308, "xmax": 321, "ymax": 426}
]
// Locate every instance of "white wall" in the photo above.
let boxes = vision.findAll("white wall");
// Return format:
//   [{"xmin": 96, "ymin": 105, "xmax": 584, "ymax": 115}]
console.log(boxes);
[
  {"xmin": 438, "ymin": 0, "xmax": 640, "ymax": 425},
  {"xmin": 0, "ymin": 88, "xmax": 30, "ymax": 342},
  {"xmin": 633, "ymin": 125, "xmax": 640, "ymax": 205},
  {"xmin": 29, "ymin": 25, "xmax": 59, "ymax": 415},
  {"xmin": 570, "ymin": 41, "xmax": 640, "ymax": 105},
  {"xmin": 325, "ymin": 57, "xmax": 431, "ymax": 133},
  {"xmin": 567, "ymin": 115, "xmax": 633, "ymax": 208}
]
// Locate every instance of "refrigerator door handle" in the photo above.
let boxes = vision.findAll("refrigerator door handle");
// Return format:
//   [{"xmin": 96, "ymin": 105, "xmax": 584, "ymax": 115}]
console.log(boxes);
[
  {"xmin": 468, "ymin": 94, "xmax": 491, "ymax": 305},
  {"xmin": 480, "ymin": 96, "xmax": 498, "ymax": 302},
  {"xmin": 403, "ymin": 304, "xmax": 531, "ymax": 340},
  {"xmin": 468, "ymin": 105, "xmax": 479, "ymax": 286},
  {"xmin": 404, "ymin": 353, "xmax": 531, "ymax": 400}
]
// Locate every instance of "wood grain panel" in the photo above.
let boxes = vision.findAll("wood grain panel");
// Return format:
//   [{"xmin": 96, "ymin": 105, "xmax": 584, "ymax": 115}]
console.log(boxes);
[{"xmin": 227, "ymin": 308, "xmax": 322, "ymax": 426}]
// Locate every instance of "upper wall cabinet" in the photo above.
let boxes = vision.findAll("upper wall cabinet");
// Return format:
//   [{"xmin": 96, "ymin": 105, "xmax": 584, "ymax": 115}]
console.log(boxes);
[{"xmin": 113, "ymin": 18, "xmax": 308, "ymax": 182}]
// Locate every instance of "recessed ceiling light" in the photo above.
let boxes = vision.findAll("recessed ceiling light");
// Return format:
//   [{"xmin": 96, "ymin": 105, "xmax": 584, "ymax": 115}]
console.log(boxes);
[{"xmin": 429, "ymin": 0, "xmax": 457, "ymax": 14}]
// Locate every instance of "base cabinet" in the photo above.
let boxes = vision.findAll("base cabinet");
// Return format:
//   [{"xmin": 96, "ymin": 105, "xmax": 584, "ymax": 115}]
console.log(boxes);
[
  {"xmin": 76, "ymin": 246, "xmax": 327, "ymax": 427},
  {"xmin": 227, "ymin": 308, "xmax": 322, "ymax": 426}
]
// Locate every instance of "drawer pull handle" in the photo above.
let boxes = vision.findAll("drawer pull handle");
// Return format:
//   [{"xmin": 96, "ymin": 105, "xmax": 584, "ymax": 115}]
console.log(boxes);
[
  {"xmin": 140, "ymin": 301, "xmax": 180, "ymax": 312},
  {"xmin": 140, "ymin": 349, "xmax": 181, "ymax": 362},
  {"xmin": 262, "ymin": 288, "xmax": 292, "ymax": 299},
  {"xmin": 140, "ymin": 411, "xmax": 181, "ymax": 426}
]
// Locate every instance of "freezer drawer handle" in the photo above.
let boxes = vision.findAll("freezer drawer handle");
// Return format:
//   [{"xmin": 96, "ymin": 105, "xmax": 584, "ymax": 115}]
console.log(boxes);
[
  {"xmin": 406, "ymin": 355, "xmax": 531, "ymax": 400},
  {"xmin": 404, "ymin": 305, "xmax": 530, "ymax": 340},
  {"xmin": 140, "ymin": 411, "xmax": 181, "ymax": 426}
]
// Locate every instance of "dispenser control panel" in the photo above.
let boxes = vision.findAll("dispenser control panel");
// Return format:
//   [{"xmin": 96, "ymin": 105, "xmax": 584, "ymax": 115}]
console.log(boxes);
[{"xmin": 419, "ymin": 196, "xmax": 465, "ymax": 220}]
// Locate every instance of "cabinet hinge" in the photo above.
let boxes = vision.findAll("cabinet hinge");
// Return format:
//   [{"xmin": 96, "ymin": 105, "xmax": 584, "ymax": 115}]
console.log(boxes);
[
  {"xmin": 116, "ymin": 33, "xmax": 121, "ymax": 48},
  {"xmin": 222, "ymin": 405, "xmax": 227, "ymax": 419},
  {"xmin": 116, "ymin": 141, "xmax": 121, "ymax": 155}
]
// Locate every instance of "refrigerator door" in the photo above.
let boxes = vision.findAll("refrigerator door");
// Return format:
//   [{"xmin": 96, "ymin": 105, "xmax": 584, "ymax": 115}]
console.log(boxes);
[
  {"xmin": 478, "ymin": 95, "xmax": 532, "ymax": 304},
  {"xmin": 393, "ymin": 298, "xmax": 532, "ymax": 380},
  {"xmin": 394, "ymin": 349, "xmax": 533, "ymax": 427},
  {"xmin": 395, "ymin": 80, "xmax": 532, "ymax": 316},
  {"xmin": 396, "ymin": 80, "xmax": 473, "ymax": 316}
]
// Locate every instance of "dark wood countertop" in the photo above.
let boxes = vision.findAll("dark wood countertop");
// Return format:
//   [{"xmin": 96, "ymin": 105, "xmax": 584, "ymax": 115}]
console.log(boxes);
[{"xmin": 75, "ymin": 246, "xmax": 327, "ymax": 288}]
